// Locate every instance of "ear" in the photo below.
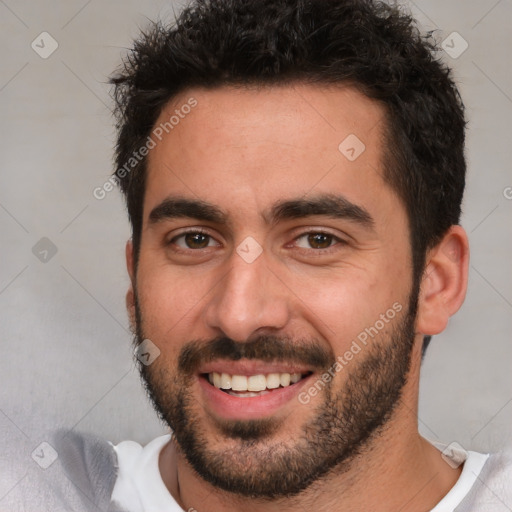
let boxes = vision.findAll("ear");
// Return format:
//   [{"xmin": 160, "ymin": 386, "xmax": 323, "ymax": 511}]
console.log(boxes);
[
  {"xmin": 416, "ymin": 225, "xmax": 469, "ymax": 336},
  {"xmin": 125, "ymin": 239, "xmax": 136, "ymax": 332}
]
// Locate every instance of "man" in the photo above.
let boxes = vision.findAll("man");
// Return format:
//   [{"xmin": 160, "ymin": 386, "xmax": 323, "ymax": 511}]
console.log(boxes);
[{"xmin": 51, "ymin": 0, "xmax": 511, "ymax": 510}]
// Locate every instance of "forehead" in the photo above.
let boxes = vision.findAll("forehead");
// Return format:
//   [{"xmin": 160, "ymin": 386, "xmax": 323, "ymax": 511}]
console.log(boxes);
[{"xmin": 144, "ymin": 83, "xmax": 393, "ymax": 224}]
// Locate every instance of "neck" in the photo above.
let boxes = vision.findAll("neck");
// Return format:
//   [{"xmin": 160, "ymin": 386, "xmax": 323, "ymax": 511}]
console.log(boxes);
[{"xmin": 159, "ymin": 344, "xmax": 461, "ymax": 511}]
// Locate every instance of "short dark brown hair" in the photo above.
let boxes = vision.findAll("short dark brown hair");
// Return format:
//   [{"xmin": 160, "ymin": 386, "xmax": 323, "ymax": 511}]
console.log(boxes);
[{"xmin": 111, "ymin": 0, "xmax": 466, "ymax": 318}]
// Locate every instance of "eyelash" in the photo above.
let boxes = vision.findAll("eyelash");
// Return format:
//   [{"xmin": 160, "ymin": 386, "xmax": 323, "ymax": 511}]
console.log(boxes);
[
  {"xmin": 167, "ymin": 228, "xmax": 346, "ymax": 254},
  {"xmin": 291, "ymin": 231, "xmax": 346, "ymax": 253},
  {"xmin": 168, "ymin": 228, "xmax": 217, "ymax": 251}
]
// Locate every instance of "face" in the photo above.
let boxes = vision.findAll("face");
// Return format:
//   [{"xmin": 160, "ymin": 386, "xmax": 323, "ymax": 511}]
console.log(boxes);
[{"xmin": 129, "ymin": 84, "xmax": 418, "ymax": 497}]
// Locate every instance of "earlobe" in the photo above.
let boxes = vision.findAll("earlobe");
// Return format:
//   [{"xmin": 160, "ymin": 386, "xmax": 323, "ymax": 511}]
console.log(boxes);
[
  {"xmin": 125, "ymin": 239, "xmax": 136, "ymax": 332},
  {"xmin": 416, "ymin": 226, "xmax": 469, "ymax": 336}
]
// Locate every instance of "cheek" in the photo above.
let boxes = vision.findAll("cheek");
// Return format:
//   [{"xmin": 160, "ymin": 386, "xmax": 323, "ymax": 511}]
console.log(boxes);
[
  {"xmin": 135, "ymin": 264, "xmax": 212, "ymax": 351},
  {"xmin": 288, "ymin": 267, "xmax": 406, "ymax": 352}
]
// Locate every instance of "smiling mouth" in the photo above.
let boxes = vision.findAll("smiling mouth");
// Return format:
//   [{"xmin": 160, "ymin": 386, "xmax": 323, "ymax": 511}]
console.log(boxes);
[{"xmin": 202, "ymin": 371, "xmax": 313, "ymax": 397}]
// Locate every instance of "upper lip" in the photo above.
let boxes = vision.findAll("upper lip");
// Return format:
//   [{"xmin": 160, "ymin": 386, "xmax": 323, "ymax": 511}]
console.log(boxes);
[{"xmin": 198, "ymin": 359, "xmax": 312, "ymax": 376}]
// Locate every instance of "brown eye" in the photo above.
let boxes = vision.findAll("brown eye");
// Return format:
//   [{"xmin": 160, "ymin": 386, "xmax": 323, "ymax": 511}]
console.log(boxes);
[
  {"xmin": 307, "ymin": 232, "xmax": 333, "ymax": 249},
  {"xmin": 183, "ymin": 233, "xmax": 210, "ymax": 249},
  {"xmin": 170, "ymin": 231, "xmax": 217, "ymax": 250},
  {"xmin": 291, "ymin": 231, "xmax": 347, "ymax": 253}
]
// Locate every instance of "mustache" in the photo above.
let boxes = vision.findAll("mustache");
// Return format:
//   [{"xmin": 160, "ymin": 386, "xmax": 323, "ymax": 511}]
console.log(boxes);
[{"xmin": 178, "ymin": 334, "xmax": 335, "ymax": 376}]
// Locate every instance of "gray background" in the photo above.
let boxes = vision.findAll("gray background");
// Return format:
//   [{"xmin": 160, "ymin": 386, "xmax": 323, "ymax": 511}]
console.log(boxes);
[{"xmin": 1, "ymin": 0, "xmax": 511, "ymax": 504}]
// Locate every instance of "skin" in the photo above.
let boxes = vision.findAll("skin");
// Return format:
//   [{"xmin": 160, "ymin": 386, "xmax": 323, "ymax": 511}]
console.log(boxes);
[{"xmin": 125, "ymin": 83, "xmax": 470, "ymax": 512}]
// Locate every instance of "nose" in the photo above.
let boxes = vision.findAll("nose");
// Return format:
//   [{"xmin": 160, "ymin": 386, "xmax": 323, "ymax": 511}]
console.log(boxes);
[{"xmin": 203, "ymin": 249, "xmax": 290, "ymax": 342}]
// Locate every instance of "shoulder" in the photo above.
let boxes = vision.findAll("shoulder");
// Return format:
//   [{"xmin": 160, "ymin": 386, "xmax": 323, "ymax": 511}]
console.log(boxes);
[
  {"xmin": 479, "ymin": 448, "xmax": 512, "ymax": 495},
  {"xmin": 2, "ymin": 429, "xmax": 128, "ymax": 512},
  {"xmin": 51, "ymin": 429, "xmax": 120, "ymax": 507},
  {"xmin": 109, "ymin": 434, "xmax": 173, "ymax": 512},
  {"xmin": 50, "ymin": 429, "xmax": 128, "ymax": 511},
  {"xmin": 456, "ymin": 446, "xmax": 512, "ymax": 511}
]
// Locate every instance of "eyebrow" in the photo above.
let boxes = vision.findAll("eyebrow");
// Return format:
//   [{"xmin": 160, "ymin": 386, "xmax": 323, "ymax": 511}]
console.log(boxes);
[
  {"xmin": 149, "ymin": 197, "xmax": 227, "ymax": 225},
  {"xmin": 266, "ymin": 194, "xmax": 374, "ymax": 229},
  {"xmin": 148, "ymin": 193, "xmax": 374, "ymax": 229}
]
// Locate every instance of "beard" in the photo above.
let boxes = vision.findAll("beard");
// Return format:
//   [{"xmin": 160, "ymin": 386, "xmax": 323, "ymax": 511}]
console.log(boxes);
[{"xmin": 133, "ymin": 294, "xmax": 417, "ymax": 499}]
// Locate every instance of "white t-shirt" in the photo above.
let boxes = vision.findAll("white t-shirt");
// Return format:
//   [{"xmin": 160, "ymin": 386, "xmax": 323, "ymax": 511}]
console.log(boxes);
[{"xmin": 110, "ymin": 435, "xmax": 491, "ymax": 512}]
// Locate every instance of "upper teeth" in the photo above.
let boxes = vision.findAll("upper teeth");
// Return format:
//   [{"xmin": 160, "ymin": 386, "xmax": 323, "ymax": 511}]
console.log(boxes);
[{"xmin": 208, "ymin": 372, "xmax": 303, "ymax": 391}]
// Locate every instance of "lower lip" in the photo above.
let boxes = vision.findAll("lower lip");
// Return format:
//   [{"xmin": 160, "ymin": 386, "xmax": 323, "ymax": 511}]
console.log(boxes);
[{"xmin": 198, "ymin": 374, "xmax": 313, "ymax": 420}]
